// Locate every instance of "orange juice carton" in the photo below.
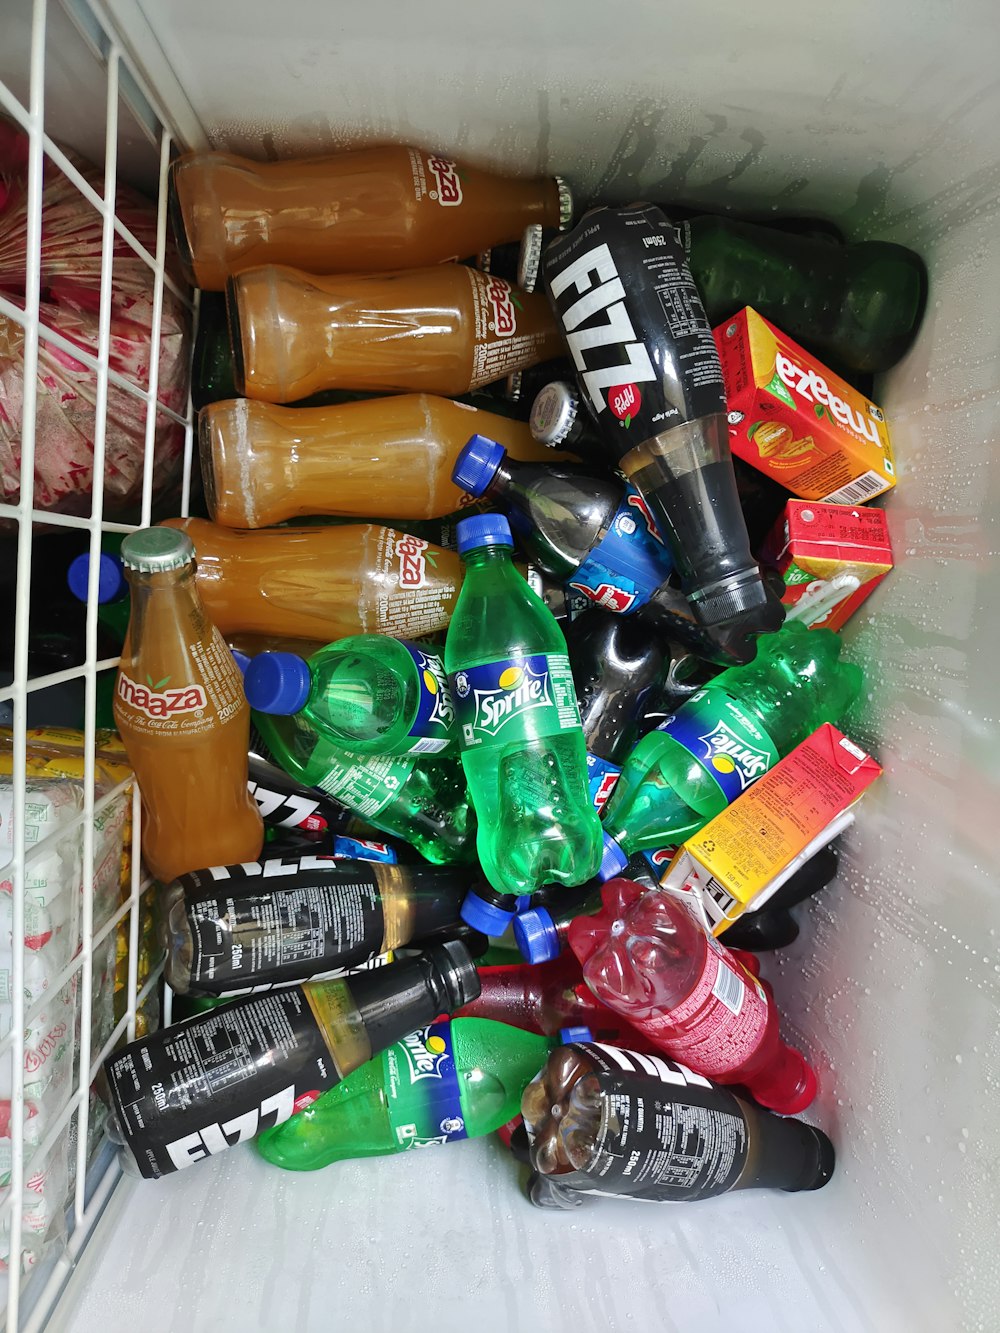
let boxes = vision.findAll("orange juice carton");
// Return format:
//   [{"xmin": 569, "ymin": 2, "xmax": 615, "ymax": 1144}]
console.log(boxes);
[
  {"xmin": 760, "ymin": 499, "xmax": 893, "ymax": 631},
  {"xmin": 660, "ymin": 724, "xmax": 882, "ymax": 935},
  {"xmin": 714, "ymin": 307, "xmax": 896, "ymax": 504}
]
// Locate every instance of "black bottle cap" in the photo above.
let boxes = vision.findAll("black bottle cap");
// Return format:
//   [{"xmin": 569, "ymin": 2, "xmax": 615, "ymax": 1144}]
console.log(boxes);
[{"xmin": 791, "ymin": 1125, "xmax": 837, "ymax": 1192}]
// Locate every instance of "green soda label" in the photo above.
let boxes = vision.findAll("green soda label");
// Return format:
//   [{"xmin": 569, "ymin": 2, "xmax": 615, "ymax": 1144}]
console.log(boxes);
[
  {"xmin": 450, "ymin": 652, "xmax": 581, "ymax": 749},
  {"xmin": 315, "ymin": 750, "xmax": 415, "ymax": 819},
  {"xmin": 383, "ymin": 1021, "xmax": 468, "ymax": 1148},
  {"xmin": 657, "ymin": 688, "xmax": 779, "ymax": 806}
]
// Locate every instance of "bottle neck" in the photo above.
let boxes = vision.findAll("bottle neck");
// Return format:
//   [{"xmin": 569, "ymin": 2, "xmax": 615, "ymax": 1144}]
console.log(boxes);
[
  {"xmin": 378, "ymin": 864, "xmax": 470, "ymax": 950},
  {"xmin": 123, "ymin": 562, "xmax": 205, "ymax": 651},
  {"xmin": 461, "ymin": 543, "xmax": 516, "ymax": 572}
]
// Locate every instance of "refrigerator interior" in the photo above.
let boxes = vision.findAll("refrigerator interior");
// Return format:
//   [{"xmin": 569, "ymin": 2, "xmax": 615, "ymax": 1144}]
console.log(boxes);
[{"xmin": 2, "ymin": 0, "xmax": 998, "ymax": 1329}]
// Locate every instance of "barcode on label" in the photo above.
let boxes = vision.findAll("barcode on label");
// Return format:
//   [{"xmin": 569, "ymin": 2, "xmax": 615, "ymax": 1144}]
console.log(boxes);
[
  {"xmin": 821, "ymin": 470, "xmax": 890, "ymax": 504},
  {"xmin": 705, "ymin": 876, "xmax": 737, "ymax": 921},
  {"xmin": 711, "ymin": 959, "xmax": 745, "ymax": 1015}
]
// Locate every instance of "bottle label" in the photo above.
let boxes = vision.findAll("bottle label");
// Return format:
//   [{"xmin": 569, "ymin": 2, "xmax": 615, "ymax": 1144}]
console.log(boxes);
[
  {"xmin": 543, "ymin": 207, "xmax": 725, "ymax": 454},
  {"xmin": 586, "ymin": 752, "xmax": 621, "ymax": 813},
  {"xmin": 330, "ymin": 837, "xmax": 397, "ymax": 864},
  {"xmin": 315, "ymin": 751, "xmax": 416, "ymax": 819},
  {"xmin": 383, "ymin": 1020, "xmax": 468, "ymax": 1149},
  {"xmin": 399, "ymin": 642, "xmax": 456, "ymax": 754},
  {"xmin": 363, "ymin": 527, "xmax": 459, "ymax": 641},
  {"xmin": 567, "ymin": 487, "xmax": 672, "ymax": 614},
  {"xmin": 465, "ymin": 268, "xmax": 550, "ymax": 390},
  {"xmin": 114, "ymin": 629, "xmax": 245, "ymax": 739},
  {"xmin": 637, "ymin": 948, "xmax": 770, "ymax": 1077},
  {"xmin": 534, "ymin": 1042, "xmax": 749, "ymax": 1202},
  {"xmin": 656, "ymin": 688, "xmax": 779, "ymax": 806},
  {"xmin": 105, "ymin": 987, "xmax": 345, "ymax": 1178},
  {"xmin": 408, "ymin": 149, "xmax": 464, "ymax": 208},
  {"xmin": 172, "ymin": 859, "xmax": 386, "ymax": 996},
  {"xmin": 451, "ymin": 652, "xmax": 582, "ymax": 749}
]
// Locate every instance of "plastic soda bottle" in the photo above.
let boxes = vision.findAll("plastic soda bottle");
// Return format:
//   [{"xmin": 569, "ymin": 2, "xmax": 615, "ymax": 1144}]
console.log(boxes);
[
  {"xmin": 255, "ymin": 1016, "xmax": 583, "ymax": 1172},
  {"xmin": 455, "ymin": 954, "xmax": 652, "ymax": 1051},
  {"xmin": 445, "ymin": 514, "xmax": 602, "ymax": 928},
  {"xmin": 161, "ymin": 852, "xmax": 472, "ymax": 995},
  {"xmin": 104, "ymin": 940, "xmax": 480, "ymax": 1178},
  {"xmin": 568, "ymin": 879, "xmax": 817, "ymax": 1114},
  {"xmin": 169, "ymin": 146, "xmax": 572, "ymax": 289},
  {"xmin": 543, "ymin": 205, "xmax": 783, "ymax": 639},
  {"xmin": 679, "ymin": 216, "xmax": 927, "ymax": 374},
  {"xmin": 600, "ymin": 620, "xmax": 863, "ymax": 873},
  {"xmin": 249, "ymin": 709, "xmax": 475, "ymax": 865},
  {"xmin": 159, "ymin": 518, "xmax": 463, "ymax": 644},
  {"xmin": 452, "ymin": 433, "xmax": 673, "ymax": 614},
  {"xmin": 199, "ymin": 394, "xmax": 573, "ymax": 528},
  {"xmin": 111, "ymin": 528, "xmax": 263, "ymax": 882},
  {"xmin": 521, "ymin": 1038, "xmax": 834, "ymax": 1207},
  {"xmin": 243, "ymin": 636, "xmax": 456, "ymax": 756},
  {"xmin": 227, "ymin": 263, "xmax": 564, "ymax": 404}
]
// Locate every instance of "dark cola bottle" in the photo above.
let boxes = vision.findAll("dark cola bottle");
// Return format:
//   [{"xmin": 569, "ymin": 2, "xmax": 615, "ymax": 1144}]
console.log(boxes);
[{"xmin": 451, "ymin": 434, "xmax": 673, "ymax": 616}]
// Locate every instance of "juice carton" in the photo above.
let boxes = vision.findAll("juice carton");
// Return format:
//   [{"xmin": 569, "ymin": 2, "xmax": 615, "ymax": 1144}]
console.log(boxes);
[
  {"xmin": 714, "ymin": 307, "xmax": 896, "ymax": 504},
  {"xmin": 760, "ymin": 499, "xmax": 893, "ymax": 631},
  {"xmin": 660, "ymin": 723, "xmax": 882, "ymax": 935}
]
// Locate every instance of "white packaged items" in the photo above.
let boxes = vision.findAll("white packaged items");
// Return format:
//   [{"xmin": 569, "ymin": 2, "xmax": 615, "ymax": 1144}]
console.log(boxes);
[{"xmin": 0, "ymin": 1136, "xmax": 69, "ymax": 1273}]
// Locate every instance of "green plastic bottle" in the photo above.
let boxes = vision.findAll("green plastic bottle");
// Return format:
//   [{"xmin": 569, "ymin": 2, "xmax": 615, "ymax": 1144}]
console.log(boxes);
[
  {"xmin": 249, "ymin": 708, "xmax": 476, "ymax": 865},
  {"xmin": 243, "ymin": 636, "xmax": 456, "ymax": 756},
  {"xmin": 681, "ymin": 216, "xmax": 927, "ymax": 375},
  {"xmin": 255, "ymin": 1016, "xmax": 582, "ymax": 1171},
  {"xmin": 445, "ymin": 514, "xmax": 602, "ymax": 932},
  {"xmin": 600, "ymin": 621, "xmax": 863, "ymax": 875}
]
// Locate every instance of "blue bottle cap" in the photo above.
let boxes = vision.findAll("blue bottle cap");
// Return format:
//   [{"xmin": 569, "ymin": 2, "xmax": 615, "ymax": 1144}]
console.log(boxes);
[
  {"xmin": 460, "ymin": 889, "xmax": 517, "ymax": 937},
  {"xmin": 230, "ymin": 650, "xmax": 251, "ymax": 678},
  {"xmin": 67, "ymin": 552, "xmax": 126, "ymax": 605},
  {"xmin": 558, "ymin": 1026, "xmax": 593, "ymax": 1045},
  {"xmin": 452, "ymin": 433, "xmax": 506, "ymax": 497},
  {"xmin": 243, "ymin": 652, "xmax": 312, "ymax": 715},
  {"xmin": 456, "ymin": 513, "xmax": 514, "ymax": 557},
  {"xmin": 599, "ymin": 833, "xmax": 629, "ymax": 882},
  {"xmin": 512, "ymin": 907, "xmax": 559, "ymax": 963}
]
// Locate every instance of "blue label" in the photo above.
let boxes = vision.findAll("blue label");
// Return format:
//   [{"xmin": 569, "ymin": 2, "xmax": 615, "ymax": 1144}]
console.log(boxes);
[
  {"xmin": 567, "ymin": 486, "xmax": 673, "ymax": 614},
  {"xmin": 399, "ymin": 641, "xmax": 456, "ymax": 753},
  {"xmin": 586, "ymin": 751, "xmax": 621, "ymax": 812},
  {"xmin": 383, "ymin": 1020, "xmax": 468, "ymax": 1149},
  {"xmin": 451, "ymin": 652, "xmax": 581, "ymax": 748},
  {"xmin": 642, "ymin": 847, "xmax": 677, "ymax": 876},
  {"xmin": 657, "ymin": 689, "xmax": 780, "ymax": 806},
  {"xmin": 330, "ymin": 836, "xmax": 398, "ymax": 864}
]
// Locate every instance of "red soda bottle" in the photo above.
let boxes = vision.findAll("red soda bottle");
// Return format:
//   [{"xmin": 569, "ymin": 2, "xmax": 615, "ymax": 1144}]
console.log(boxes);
[{"xmin": 567, "ymin": 878, "xmax": 816, "ymax": 1114}]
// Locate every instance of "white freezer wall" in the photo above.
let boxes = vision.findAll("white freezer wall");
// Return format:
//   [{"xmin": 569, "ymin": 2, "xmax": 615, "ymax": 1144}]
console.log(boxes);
[{"xmin": 24, "ymin": 0, "xmax": 1000, "ymax": 1328}]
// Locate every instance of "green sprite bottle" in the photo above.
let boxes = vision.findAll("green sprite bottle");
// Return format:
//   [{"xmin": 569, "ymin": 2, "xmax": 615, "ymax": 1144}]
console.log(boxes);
[
  {"xmin": 243, "ymin": 636, "xmax": 456, "ymax": 756},
  {"xmin": 445, "ymin": 514, "xmax": 602, "ymax": 932},
  {"xmin": 246, "ymin": 707, "xmax": 475, "ymax": 866},
  {"xmin": 600, "ymin": 621, "xmax": 862, "ymax": 876},
  {"xmin": 255, "ymin": 1016, "xmax": 589, "ymax": 1171}
]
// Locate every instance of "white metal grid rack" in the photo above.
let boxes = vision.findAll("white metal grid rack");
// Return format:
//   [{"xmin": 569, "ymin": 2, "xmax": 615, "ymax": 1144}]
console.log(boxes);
[{"xmin": 0, "ymin": 2, "xmax": 197, "ymax": 1325}]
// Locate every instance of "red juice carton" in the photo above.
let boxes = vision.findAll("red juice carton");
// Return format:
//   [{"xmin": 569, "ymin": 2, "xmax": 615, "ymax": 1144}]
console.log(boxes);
[{"xmin": 760, "ymin": 499, "xmax": 893, "ymax": 631}]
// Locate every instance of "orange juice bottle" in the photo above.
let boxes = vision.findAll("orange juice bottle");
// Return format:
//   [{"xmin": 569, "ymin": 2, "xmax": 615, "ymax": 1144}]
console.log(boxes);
[
  {"xmin": 199, "ymin": 393, "xmax": 573, "ymax": 527},
  {"xmin": 226, "ymin": 263, "xmax": 564, "ymax": 404},
  {"xmin": 169, "ymin": 145, "xmax": 572, "ymax": 290},
  {"xmin": 112, "ymin": 527, "xmax": 263, "ymax": 883},
  {"xmin": 161, "ymin": 518, "xmax": 464, "ymax": 643}
]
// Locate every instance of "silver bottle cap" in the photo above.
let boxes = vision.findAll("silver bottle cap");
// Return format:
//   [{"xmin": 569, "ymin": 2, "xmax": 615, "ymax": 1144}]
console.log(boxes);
[
  {"xmin": 530, "ymin": 380, "xmax": 580, "ymax": 448},
  {"xmin": 517, "ymin": 224, "xmax": 544, "ymax": 293},
  {"xmin": 120, "ymin": 527, "xmax": 195, "ymax": 574}
]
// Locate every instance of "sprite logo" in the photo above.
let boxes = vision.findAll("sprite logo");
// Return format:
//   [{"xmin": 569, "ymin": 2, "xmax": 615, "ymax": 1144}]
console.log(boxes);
[
  {"xmin": 415, "ymin": 649, "xmax": 454, "ymax": 729},
  {"xmin": 455, "ymin": 661, "xmax": 553, "ymax": 740},
  {"xmin": 697, "ymin": 720, "xmax": 772, "ymax": 791},
  {"xmin": 399, "ymin": 1028, "xmax": 451, "ymax": 1083}
]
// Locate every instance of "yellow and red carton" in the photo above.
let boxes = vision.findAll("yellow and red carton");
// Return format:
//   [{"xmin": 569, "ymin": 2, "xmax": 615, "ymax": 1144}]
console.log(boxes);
[
  {"xmin": 760, "ymin": 499, "xmax": 893, "ymax": 631},
  {"xmin": 714, "ymin": 306, "xmax": 896, "ymax": 504},
  {"xmin": 660, "ymin": 723, "xmax": 882, "ymax": 936}
]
